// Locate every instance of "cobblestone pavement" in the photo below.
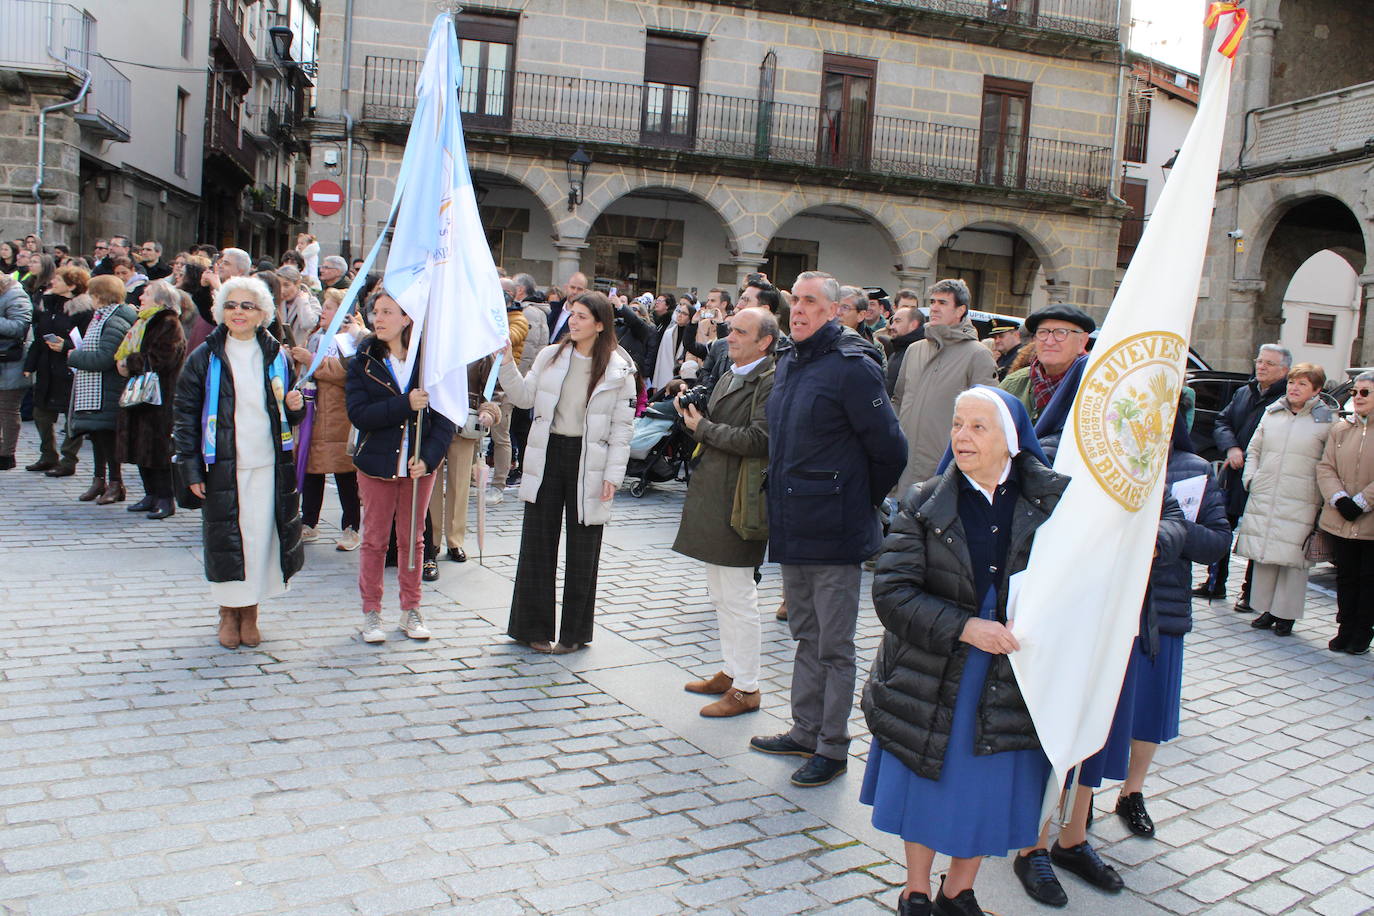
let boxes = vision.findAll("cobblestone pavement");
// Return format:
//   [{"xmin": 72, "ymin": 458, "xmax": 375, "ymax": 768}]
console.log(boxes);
[{"xmin": 2, "ymin": 425, "xmax": 1373, "ymax": 916}]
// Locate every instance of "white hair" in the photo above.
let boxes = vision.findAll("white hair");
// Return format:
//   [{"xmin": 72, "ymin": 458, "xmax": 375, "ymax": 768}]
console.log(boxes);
[
  {"xmin": 219, "ymin": 247, "xmax": 251, "ymax": 276},
  {"xmin": 213, "ymin": 276, "xmax": 275, "ymax": 327},
  {"xmin": 1257, "ymin": 343, "xmax": 1292, "ymax": 369}
]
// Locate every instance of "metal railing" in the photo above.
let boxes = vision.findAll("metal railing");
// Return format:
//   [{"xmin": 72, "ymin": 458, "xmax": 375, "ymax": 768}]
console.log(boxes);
[
  {"xmin": 362, "ymin": 61, "xmax": 1113, "ymax": 199},
  {"xmin": 0, "ymin": 0, "xmax": 89, "ymax": 73},
  {"xmin": 875, "ymin": 0, "xmax": 1119, "ymax": 41},
  {"xmin": 211, "ymin": 0, "xmax": 255, "ymax": 75},
  {"xmin": 1249, "ymin": 80, "xmax": 1374, "ymax": 167},
  {"xmin": 81, "ymin": 52, "xmax": 131, "ymax": 139}
]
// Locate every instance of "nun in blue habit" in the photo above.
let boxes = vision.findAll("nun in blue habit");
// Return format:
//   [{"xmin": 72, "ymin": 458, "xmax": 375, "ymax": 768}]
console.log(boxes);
[{"xmin": 861, "ymin": 385, "xmax": 1069, "ymax": 916}]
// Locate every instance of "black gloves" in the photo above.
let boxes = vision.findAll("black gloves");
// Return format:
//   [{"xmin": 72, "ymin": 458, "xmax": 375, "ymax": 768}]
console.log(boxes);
[{"xmin": 1335, "ymin": 496, "xmax": 1363, "ymax": 522}]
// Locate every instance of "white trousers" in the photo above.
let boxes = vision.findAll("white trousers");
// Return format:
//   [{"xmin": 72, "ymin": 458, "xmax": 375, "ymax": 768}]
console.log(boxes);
[
  {"xmin": 1251, "ymin": 562, "xmax": 1310, "ymax": 620},
  {"xmin": 210, "ymin": 465, "xmax": 285, "ymax": 608},
  {"xmin": 706, "ymin": 563, "xmax": 761, "ymax": 692}
]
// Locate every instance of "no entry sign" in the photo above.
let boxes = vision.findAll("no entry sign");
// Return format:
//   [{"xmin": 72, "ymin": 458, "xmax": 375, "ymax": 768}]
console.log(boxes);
[{"xmin": 307, "ymin": 179, "xmax": 344, "ymax": 217}]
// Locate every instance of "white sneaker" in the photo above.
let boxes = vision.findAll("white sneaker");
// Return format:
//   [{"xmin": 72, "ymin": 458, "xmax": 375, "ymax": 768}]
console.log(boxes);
[
  {"xmin": 360, "ymin": 611, "xmax": 386, "ymax": 643},
  {"xmin": 400, "ymin": 609, "xmax": 431, "ymax": 640},
  {"xmin": 335, "ymin": 527, "xmax": 361, "ymax": 551},
  {"xmin": 484, "ymin": 487, "xmax": 504, "ymax": 506},
  {"xmin": 300, "ymin": 526, "xmax": 320, "ymax": 543}
]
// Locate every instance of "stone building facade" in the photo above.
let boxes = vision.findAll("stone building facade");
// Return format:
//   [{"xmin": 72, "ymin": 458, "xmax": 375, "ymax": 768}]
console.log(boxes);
[
  {"xmin": 308, "ymin": 0, "xmax": 1129, "ymax": 317},
  {"xmin": 1197, "ymin": 0, "xmax": 1374, "ymax": 373}
]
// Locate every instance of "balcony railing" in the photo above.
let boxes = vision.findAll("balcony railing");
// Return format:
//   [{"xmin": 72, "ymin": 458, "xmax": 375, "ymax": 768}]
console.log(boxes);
[
  {"xmin": 1249, "ymin": 80, "xmax": 1374, "ymax": 168},
  {"xmin": 211, "ymin": 0, "xmax": 255, "ymax": 77},
  {"xmin": 0, "ymin": 0, "xmax": 89, "ymax": 74},
  {"xmin": 74, "ymin": 52, "xmax": 131, "ymax": 142},
  {"xmin": 876, "ymin": 0, "xmax": 1118, "ymax": 41},
  {"xmin": 362, "ymin": 61, "xmax": 1113, "ymax": 200},
  {"xmin": 207, "ymin": 107, "xmax": 257, "ymax": 178}
]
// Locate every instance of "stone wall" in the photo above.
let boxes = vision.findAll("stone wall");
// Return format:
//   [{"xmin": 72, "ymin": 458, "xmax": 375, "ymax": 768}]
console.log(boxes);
[{"xmin": 0, "ymin": 84, "xmax": 82, "ymax": 245}]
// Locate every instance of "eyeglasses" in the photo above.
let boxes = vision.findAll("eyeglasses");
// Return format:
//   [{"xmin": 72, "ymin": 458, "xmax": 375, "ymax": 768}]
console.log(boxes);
[
  {"xmin": 94, "ymin": 245, "xmax": 108, "ymax": 251},
  {"xmin": 223, "ymin": 301, "xmax": 260, "ymax": 312},
  {"xmin": 1354, "ymin": 387, "xmax": 1373, "ymax": 397},
  {"xmin": 1034, "ymin": 327, "xmax": 1086, "ymax": 341}
]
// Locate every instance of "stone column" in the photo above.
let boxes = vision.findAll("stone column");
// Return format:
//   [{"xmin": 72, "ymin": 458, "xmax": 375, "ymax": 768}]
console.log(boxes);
[
  {"xmin": 1356, "ymin": 275, "xmax": 1374, "ymax": 368},
  {"xmin": 1229, "ymin": 279, "xmax": 1269, "ymax": 369},
  {"xmin": 1043, "ymin": 282, "xmax": 1071, "ymax": 305},
  {"xmin": 1244, "ymin": 19, "xmax": 1282, "ymax": 117},
  {"xmin": 732, "ymin": 254, "xmax": 766, "ymax": 292},
  {"xmin": 895, "ymin": 270, "xmax": 933, "ymax": 298},
  {"xmin": 552, "ymin": 240, "xmax": 589, "ymax": 286}
]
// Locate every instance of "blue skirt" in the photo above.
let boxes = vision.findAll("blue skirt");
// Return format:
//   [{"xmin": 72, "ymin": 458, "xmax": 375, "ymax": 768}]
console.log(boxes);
[
  {"xmin": 1075, "ymin": 644, "xmax": 1141, "ymax": 788},
  {"xmin": 860, "ymin": 627, "xmax": 1052, "ymax": 858},
  {"xmin": 1132, "ymin": 634, "xmax": 1184, "ymax": 744}
]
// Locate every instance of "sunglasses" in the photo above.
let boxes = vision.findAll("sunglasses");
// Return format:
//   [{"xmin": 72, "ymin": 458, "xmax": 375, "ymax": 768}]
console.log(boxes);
[
  {"xmin": 1355, "ymin": 387, "xmax": 1373, "ymax": 398},
  {"xmin": 223, "ymin": 301, "xmax": 261, "ymax": 312}
]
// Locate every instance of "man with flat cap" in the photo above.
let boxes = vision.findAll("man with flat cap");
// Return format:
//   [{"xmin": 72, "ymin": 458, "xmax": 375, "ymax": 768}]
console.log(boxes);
[{"xmin": 1002, "ymin": 304, "xmax": 1096, "ymax": 423}]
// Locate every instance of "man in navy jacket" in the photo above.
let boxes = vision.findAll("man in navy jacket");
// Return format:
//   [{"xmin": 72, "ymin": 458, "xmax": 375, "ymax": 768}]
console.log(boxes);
[{"xmin": 749, "ymin": 270, "xmax": 907, "ymax": 788}]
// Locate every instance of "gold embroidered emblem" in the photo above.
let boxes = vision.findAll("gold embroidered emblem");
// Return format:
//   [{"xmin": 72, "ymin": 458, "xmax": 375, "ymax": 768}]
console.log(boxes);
[{"xmin": 1075, "ymin": 331, "xmax": 1186, "ymax": 511}]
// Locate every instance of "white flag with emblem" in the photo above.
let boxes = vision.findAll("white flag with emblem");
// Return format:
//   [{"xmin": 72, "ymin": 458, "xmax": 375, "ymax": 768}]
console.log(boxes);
[{"xmin": 1007, "ymin": 12, "xmax": 1246, "ymax": 803}]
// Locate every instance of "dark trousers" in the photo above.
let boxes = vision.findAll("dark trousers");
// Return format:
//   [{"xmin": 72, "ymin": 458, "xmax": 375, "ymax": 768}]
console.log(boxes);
[
  {"xmin": 1204, "ymin": 515, "xmax": 1252, "ymax": 599},
  {"xmin": 88, "ymin": 430, "xmax": 119, "ymax": 481},
  {"xmin": 31, "ymin": 407, "xmax": 82, "ymax": 467},
  {"xmin": 510, "ymin": 407, "xmax": 533, "ymax": 475},
  {"xmin": 508, "ymin": 434, "xmax": 604, "ymax": 646},
  {"xmin": 137, "ymin": 466, "xmax": 172, "ymax": 499},
  {"xmin": 1331, "ymin": 535, "xmax": 1374, "ymax": 642},
  {"xmin": 301, "ymin": 471, "xmax": 361, "ymax": 530}
]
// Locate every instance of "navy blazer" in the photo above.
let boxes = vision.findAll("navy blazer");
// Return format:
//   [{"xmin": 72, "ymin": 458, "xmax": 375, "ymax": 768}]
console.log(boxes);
[{"xmin": 344, "ymin": 336, "xmax": 456, "ymax": 479}]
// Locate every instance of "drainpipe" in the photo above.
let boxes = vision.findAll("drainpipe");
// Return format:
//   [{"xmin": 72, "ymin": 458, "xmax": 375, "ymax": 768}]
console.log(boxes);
[
  {"xmin": 339, "ymin": 0, "xmax": 355, "ymax": 260},
  {"xmin": 33, "ymin": 68, "xmax": 93, "ymax": 238}
]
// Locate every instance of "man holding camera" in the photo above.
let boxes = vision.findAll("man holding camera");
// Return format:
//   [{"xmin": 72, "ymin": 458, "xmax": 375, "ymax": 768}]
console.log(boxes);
[{"xmin": 672, "ymin": 308, "xmax": 780, "ymax": 717}]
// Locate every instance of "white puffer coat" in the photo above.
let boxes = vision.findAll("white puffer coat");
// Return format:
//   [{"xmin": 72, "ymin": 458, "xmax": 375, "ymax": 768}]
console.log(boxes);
[
  {"xmin": 1235, "ymin": 397, "xmax": 1334, "ymax": 568},
  {"xmin": 499, "ymin": 342, "xmax": 636, "ymax": 526}
]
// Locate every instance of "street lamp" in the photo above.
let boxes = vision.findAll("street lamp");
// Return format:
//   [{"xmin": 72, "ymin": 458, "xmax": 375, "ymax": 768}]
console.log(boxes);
[
  {"xmin": 268, "ymin": 23, "xmax": 318, "ymax": 78},
  {"xmin": 566, "ymin": 147, "xmax": 592, "ymax": 212}
]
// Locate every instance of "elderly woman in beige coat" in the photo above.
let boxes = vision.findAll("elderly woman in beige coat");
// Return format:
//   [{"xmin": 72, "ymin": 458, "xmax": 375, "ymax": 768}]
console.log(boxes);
[
  {"xmin": 1235, "ymin": 363, "xmax": 1333, "ymax": 636},
  {"xmin": 1316, "ymin": 370, "xmax": 1374, "ymax": 654},
  {"xmin": 498, "ymin": 291, "xmax": 636, "ymax": 654}
]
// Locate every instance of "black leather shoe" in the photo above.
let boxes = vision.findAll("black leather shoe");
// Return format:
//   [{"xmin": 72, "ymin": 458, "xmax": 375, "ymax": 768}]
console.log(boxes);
[
  {"xmin": 1344, "ymin": 636, "xmax": 1372, "ymax": 655},
  {"xmin": 1272, "ymin": 617, "xmax": 1294, "ymax": 636},
  {"xmin": 447, "ymin": 547, "xmax": 467, "ymax": 563},
  {"xmin": 1234, "ymin": 598, "xmax": 1253, "ymax": 612},
  {"xmin": 790, "ymin": 753, "xmax": 846, "ymax": 787},
  {"xmin": 896, "ymin": 890, "xmax": 932, "ymax": 916},
  {"xmin": 748, "ymin": 733, "xmax": 813, "ymax": 757},
  {"xmin": 1250, "ymin": 612, "xmax": 1276, "ymax": 630},
  {"xmin": 932, "ymin": 879, "xmax": 983, "ymax": 916},
  {"xmin": 1115, "ymin": 792, "xmax": 1155, "ymax": 837},
  {"xmin": 1329, "ymin": 633, "xmax": 1352, "ymax": 652},
  {"xmin": 422, "ymin": 559, "xmax": 439, "ymax": 582},
  {"xmin": 1191, "ymin": 585, "xmax": 1221, "ymax": 599},
  {"xmin": 1051, "ymin": 840, "xmax": 1124, "ymax": 893},
  {"xmin": 46, "ymin": 464, "xmax": 76, "ymax": 477},
  {"xmin": 127, "ymin": 494, "xmax": 156, "ymax": 513},
  {"xmin": 146, "ymin": 499, "xmax": 175, "ymax": 520},
  {"xmin": 1014, "ymin": 849, "xmax": 1068, "ymax": 907},
  {"xmin": 25, "ymin": 460, "xmax": 56, "ymax": 472}
]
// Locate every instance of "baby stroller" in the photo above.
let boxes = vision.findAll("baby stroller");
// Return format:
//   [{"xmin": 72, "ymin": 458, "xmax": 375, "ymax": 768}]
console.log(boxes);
[{"xmin": 625, "ymin": 400, "xmax": 694, "ymax": 497}]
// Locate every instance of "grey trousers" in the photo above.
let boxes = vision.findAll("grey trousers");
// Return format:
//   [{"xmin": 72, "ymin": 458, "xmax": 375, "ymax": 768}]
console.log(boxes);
[{"xmin": 782, "ymin": 563, "xmax": 862, "ymax": 760}]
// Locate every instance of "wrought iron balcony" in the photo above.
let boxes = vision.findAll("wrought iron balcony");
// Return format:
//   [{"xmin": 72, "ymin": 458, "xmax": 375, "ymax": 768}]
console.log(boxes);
[
  {"xmin": 206, "ymin": 106, "xmax": 257, "ymax": 179},
  {"xmin": 361, "ymin": 61, "xmax": 1113, "ymax": 201},
  {"xmin": 865, "ymin": 0, "xmax": 1117, "ymax": 41},
  {"xmin": 211, "ymin": 0, "xmax": 256, "ymax": 83},
  {"xmin": 1248, "ymin": 80, "xmax": 1374, "ymax": 169}
]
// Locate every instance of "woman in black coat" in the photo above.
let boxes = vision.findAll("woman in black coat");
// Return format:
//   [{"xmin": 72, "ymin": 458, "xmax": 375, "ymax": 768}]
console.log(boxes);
[
  {"xmin": 861, "ymin": 386, "xmax": 1066, "ymax": 916},
  {"xmin": 23, "ymin": 265, "xmax": 91, "ymax": 473},
  {"xmin": 116, "ymin": 279, "xmax": 187, "ymax": 519},
  {"xmin": 67, "ymin": 275, "xmax": 137, "ymax": 504},
  {"xmin": 344, "ymin": 290, "xmax": 456, "ymax": 645},
  {"xmin": 173, "ymin": 276, "xmax": 305, "ymax": 650}
]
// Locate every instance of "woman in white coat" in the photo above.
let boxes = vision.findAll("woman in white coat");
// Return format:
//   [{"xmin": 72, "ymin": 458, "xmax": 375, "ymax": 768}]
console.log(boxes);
[
  {"xmin": 1235, "ymin": 363, "xmax": 1333, "ymax": 636},
  {"xmin": 499, "ymin": 291, "xmax": 637, "ymax": 654}
]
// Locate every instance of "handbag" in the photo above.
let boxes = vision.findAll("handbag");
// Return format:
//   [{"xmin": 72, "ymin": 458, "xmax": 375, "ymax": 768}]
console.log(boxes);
[
  {"xmin": 1303, "ymin": 519, "xmax": 1333, "ymax": 564},
  {"xmin": 729, "ymin": 369, "xmax": 773, "ymax": 541},
  {"xmin": 457, "ymin": 407, "xmax": 488, "ymax": 440},
  {"xmin": 119, "ymin": 372, "xmax": 162, "ymax": 407}
]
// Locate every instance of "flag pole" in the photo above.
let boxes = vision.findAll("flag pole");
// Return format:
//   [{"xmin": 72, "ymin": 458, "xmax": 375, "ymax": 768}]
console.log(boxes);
[{"xmin": 407, "ymin": 346, "xmax": 425, "ymax": 572}]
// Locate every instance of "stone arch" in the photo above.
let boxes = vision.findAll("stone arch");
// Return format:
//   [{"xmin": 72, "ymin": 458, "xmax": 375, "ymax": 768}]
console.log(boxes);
[
  {"xmin": 760, "ymin": 193, "xmax": 909, "ymax": 268},
  {"xmin": 568, "ymin": 172, "xmax": 743, "ymax": 257},
  {"xmin": 465, "ymin": 154, "xmax": 565, "ymax": 234},
  {"xmin": 921, "ymin": 216, "xmax": 1068, "ymax": 315}
]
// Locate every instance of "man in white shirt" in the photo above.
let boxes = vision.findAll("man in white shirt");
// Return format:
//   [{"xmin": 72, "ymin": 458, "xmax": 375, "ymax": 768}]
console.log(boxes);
[{"xmin": 549, "ymin": 272, "xmax": 588, "ymax": 343}]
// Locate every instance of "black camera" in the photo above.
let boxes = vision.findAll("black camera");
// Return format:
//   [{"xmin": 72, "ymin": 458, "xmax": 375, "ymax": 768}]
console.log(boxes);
[{"xmin": 677, "ymin": 384, "xmax": 712, "ymax": 414}]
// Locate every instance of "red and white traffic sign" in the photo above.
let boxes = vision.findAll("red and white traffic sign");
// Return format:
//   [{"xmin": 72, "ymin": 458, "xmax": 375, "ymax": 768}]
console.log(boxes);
[{"xmin": 307, "ymin": 179, "xmax": 344, "ymax": 217}]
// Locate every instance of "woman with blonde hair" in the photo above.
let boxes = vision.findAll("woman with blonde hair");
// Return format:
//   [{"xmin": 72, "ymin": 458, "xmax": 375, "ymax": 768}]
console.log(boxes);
[
  {"xmin": 116, "ymin": 279, "xmax": 187, "ymax": 519},
  {"xmin": 1235, "ymin": 362, "xmax": 1334, "ymax": 636},
  {"xmin": 1316, "ymin": 370, "xmax": 1374, "ymax": 654},
  {"xmin": 67, "ymin": 275, "xmax": 137, "ymax": 500},
  {"xmin": 173, "ymin": 276, "xmax": 306, "ymax": 648}
]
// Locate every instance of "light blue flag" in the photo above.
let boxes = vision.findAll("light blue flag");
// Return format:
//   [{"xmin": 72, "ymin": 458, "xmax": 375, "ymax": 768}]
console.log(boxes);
[{"xmin": 384, "ymin": 14, "xmax": 508, "ymax": 423}]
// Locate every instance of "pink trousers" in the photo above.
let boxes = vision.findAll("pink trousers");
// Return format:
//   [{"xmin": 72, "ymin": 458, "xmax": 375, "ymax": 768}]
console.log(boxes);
[{"xmin": 357, "ymin": 472, "xmax": 438, "ymax": 613}]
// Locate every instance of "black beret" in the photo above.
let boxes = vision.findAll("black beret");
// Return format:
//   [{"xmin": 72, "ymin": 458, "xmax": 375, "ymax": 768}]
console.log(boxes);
[{"xmin": 1025, "ymin": 304, "xmax": 1095, "ymax": 334}]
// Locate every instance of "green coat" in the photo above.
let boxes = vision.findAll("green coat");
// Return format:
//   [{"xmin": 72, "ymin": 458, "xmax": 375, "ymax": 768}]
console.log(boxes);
[
  {"xmin": 672, "ymin": 357, "xmax": 775, "ymax": 567},
  {"xmin": 1000, "ymin": 366, "xmax": 1037, "ymax": 421}
]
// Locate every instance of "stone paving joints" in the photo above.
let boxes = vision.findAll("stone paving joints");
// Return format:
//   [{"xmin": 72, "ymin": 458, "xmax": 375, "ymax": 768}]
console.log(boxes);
[{"xmin": 1, "ymin": 424, "xmax": 1373, "ymax": 916}]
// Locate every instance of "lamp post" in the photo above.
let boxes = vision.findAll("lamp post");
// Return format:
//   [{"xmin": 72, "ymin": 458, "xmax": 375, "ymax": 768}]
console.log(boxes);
[{"xmin": 566, "ymin": 147, "xmax": 591, "ymax": 212}]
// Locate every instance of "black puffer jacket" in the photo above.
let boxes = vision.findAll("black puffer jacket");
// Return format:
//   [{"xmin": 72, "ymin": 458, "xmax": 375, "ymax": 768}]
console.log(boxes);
[
  {"xmin": 172, "ymin": 326, "xmax": 306, "ymax": 585},
  {"xmin": 862, "ymin": 453, "xmax": 1067, "ymax": 780},
  {"xmin": 1152, "ymin": 450, "xmax": 1231, "ymax": 636}
]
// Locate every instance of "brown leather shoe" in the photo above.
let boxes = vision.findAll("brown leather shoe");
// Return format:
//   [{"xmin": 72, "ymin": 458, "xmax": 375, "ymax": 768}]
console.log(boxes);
[
  {"xmin": 238, "ymin": 605, "xmax": 261, "ymax": 647},
  {"xmin": 46, "ymin": 464, "xmax": 77, "ymax": 478},
  {"xmin": 95, "ymin": 481, "xmax": 126, "ymax": 505},
  {"xmin": 217, "ymin": 608, "xmax": 241, "ymax": 649},
  {"xmin": 700, "ymin": 689, "xmax": 761, "ymax": 718},
  {"xmin": 78, "ymin": 478, "xmax": 106, "ymax": 501},
  {"xmin": 684, "ymin": 671, "xmax": 733, "ymax": 695}
]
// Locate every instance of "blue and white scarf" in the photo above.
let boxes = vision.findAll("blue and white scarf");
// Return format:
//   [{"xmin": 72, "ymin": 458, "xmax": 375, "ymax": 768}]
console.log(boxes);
[{"xmin": 202, "ymin": 346, "xmax": 294, "ymax": 465}]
